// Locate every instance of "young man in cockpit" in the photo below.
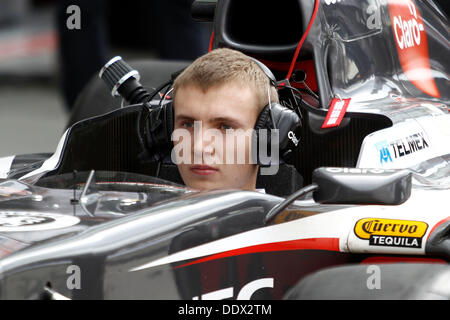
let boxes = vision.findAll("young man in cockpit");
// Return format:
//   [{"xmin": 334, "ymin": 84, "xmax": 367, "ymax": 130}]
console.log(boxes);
[{"xmin": 171, "ymin": 48, "xmax": 279, "ymax": 191}]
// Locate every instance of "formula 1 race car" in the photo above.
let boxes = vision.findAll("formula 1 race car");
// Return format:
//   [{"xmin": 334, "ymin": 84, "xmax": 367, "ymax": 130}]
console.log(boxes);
[{"xmin": 0, "ymin": 0, "xmax": 449, "ymax": 300}]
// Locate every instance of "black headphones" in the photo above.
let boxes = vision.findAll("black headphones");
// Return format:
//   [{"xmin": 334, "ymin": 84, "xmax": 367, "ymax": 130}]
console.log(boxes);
[
  {"xmin": 99, "ymin": 55, "xmax": 301, "ymax": 165},
  {"xmin": 140, "ymin": 57, "xmax": 301, "ymax": 166}
]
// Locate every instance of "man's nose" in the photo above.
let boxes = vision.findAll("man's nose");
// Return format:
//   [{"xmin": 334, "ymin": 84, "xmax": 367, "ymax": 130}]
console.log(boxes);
[{"xmin": 192, "ymin": 121, "xmax": 215, "ymax": 160}]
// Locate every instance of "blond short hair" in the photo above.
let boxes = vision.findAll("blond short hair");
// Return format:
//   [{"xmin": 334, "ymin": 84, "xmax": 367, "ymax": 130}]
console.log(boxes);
[{"xmin": 173, "ymin": 48, "xmax": 278, "ymax": 111}]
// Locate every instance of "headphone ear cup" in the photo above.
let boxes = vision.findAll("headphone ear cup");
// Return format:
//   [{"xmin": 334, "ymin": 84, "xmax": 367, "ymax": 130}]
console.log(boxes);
[
  {"xmin": 142, "ymin": 102, "xmax": 175, "ymax": 161},
  {"xmin": 165, "ymin": 102, "xmax": 174, "ymax": 141},
  {"xmin": 269, "ymin": 103, "xmax": 301, "ymax": 150},
  {"xmin": 253, "ymin": 103, "xmax": 301, "ymax": 165},
  {"xmin": 272, "ymin": 103, "xmax": 301, "ymax": 152},
  {"xmin": 254, "ymin": 105, "xmax": 272, "ymax": 130},
  {"xmin": 253, "ymin": 104, "xmax": 275, "ymax": 166}
]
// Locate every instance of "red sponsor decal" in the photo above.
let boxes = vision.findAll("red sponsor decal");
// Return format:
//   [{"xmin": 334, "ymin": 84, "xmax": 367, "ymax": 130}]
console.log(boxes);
[
  {"xmin": 388, "ymin": 0, "xmax": 440, "ymax": 98},
  {"xmin": 322, "ymin": 98, "xmax": 350, "ymax": 129},
  {"xmin": 175, "ymin": 237, "xmax": 340, "ymax": 269}
]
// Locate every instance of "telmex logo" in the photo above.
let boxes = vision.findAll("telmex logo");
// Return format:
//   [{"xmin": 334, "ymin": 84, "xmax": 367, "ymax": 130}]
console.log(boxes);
[
  {"xmin": 355, "ymin": 218, "xmax": 428, "ymax": 240},
  {"xmin": 388, "ymin": 0, "xmax": 440, "ymax": 98}
]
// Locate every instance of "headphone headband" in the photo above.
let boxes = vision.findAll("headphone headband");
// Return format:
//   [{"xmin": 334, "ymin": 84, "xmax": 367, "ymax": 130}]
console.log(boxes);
[{"xmin": 249, "ymin": 57, "xmax": 277, "ymax": 87}]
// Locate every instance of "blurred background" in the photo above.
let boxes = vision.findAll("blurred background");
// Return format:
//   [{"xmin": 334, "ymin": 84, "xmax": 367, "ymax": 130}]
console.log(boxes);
[{"xmin": 0, "ymin": 0, "xmax": 211, "ymax": 157}]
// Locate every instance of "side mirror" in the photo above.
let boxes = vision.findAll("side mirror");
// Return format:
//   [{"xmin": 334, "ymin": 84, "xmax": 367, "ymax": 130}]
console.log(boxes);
[
  {"xmin": 312, "ymin": 167, "xmax": 412, "ymax": 205},
  {"xmin": 191, "ymin": 0, "xmax": 217, "ymax": 22}
]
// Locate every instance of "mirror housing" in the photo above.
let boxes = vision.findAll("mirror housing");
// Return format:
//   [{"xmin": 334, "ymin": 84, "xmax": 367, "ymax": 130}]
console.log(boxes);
[{"xmin": 312, "ymin": 167, "xmax": 412, "ymax": 205}]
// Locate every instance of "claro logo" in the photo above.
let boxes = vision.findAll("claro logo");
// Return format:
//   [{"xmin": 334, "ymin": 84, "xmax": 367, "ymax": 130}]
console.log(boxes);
[
  {"xmin": 388, "ymin": 0, "xmax": 440, "ymax": 98},
  {"xmin": 392, "ymin": 1, "xmax": 423, "ymax": 50}
]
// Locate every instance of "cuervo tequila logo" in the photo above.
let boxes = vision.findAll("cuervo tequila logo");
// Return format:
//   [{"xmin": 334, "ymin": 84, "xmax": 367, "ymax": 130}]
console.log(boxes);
[{"xmin": 354, "ymin": 218, "xmax": 428, "ymax": 248}]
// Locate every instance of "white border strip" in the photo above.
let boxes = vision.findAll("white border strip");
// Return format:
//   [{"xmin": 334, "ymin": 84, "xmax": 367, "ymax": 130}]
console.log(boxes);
[
  {"xmin": 129, "ymin": 210, "xmax": 348, "ymax": 272},
  {"xmin": 19, "ymin": 129, "xmax": 69, "ymax": 180},
  {"xmin": 0, "ymin": 156, "xmax": 15, "ymax": 179}
]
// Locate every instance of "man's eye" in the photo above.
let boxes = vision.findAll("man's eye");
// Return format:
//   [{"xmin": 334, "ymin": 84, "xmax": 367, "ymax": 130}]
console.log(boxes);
[
  {"xmin": 220, "ymin": 124, "xmax": 233, "ymax": 130},
  {"xmin": 182, "ymin": 122, "xmax": 194, "ymax": 128}
]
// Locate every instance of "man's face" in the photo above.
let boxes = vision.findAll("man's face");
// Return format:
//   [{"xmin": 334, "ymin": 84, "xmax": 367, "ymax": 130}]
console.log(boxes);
[{"xmin": 173, "ymin": 83, "xmax": 260, "ymax": 191}]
